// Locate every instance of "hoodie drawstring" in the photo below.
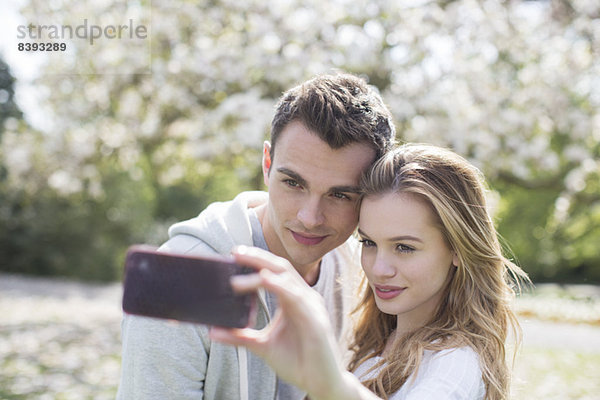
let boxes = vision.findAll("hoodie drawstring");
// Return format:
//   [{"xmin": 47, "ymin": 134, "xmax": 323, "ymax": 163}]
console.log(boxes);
[{"xmin": 237, "ymin": 346, "xmax": 249, "ymax": 400}]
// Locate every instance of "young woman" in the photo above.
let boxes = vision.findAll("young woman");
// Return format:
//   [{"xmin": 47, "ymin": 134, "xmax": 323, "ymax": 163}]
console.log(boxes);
[{"xmin": 211, "ymin": 143, "xmax": 529, "ymax": 400}]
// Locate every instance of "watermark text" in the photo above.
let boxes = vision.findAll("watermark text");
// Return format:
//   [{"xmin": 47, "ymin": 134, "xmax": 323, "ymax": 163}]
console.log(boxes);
[{"xmin": 17, "ymin": 19, "xmax": 147, "ymax": 45}]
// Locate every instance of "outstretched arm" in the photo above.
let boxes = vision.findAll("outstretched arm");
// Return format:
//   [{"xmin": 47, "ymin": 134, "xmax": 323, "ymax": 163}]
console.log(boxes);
[{"xmin": 209, "ymin": 246, "xmax": 380, "ymax": 400}]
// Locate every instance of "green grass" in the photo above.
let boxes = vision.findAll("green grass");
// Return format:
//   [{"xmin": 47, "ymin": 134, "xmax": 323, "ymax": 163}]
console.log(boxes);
[
  {"xmin": 512, "ymin": 347, "xmax": 600, "ymax": 400},
  {"xmin": 511, "ymin": 283, "xmax": 600, "ymax": 399}
]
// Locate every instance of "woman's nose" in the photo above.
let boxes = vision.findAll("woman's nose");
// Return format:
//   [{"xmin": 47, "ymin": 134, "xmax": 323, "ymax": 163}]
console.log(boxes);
[{"xmin": 370, "ymin": 253, "xmax": 397, "ymax": 279}]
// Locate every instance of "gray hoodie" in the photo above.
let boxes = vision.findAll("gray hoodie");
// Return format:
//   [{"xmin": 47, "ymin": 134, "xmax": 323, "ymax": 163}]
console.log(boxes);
[{"xmin": 116, "ymin": 191, "xmax": 360, "ymax": 400}]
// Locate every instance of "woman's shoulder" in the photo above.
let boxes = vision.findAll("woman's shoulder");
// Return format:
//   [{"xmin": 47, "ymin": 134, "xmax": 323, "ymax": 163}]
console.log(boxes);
[
  {"xmin": 353, "ymin": 346, "xmax": 485, "ymax": 399},
  {"xmin": 426, "ymin": 345, "xmax": 480, "ymax": 365},
  {"xmin": 421, "ymin": 345, "xmax": 482, "ymax": 382},
  {"xmin": 406, "ymin": 346, "xmax": 484, "ymax": 399},
  {"xmin": 352, "ymin": 354, "xmax": 383, "ymax": 381}
]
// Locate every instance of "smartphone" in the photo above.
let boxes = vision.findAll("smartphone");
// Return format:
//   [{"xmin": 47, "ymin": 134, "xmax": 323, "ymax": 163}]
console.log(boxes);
[{"xmin": 122, "ymin": 245, "xmax": 255, "ymax": 328}]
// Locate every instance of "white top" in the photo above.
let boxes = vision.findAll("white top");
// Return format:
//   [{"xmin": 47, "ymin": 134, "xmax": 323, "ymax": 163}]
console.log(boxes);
[{"xmin": 353, "ymin": 347, "xmax": 486, "ymax": 400}]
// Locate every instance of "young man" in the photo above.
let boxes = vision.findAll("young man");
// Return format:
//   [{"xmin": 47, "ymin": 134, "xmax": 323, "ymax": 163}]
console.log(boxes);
[{"xmin": 116, "ymin": 73, "xmax": 395, "ymax": 400}]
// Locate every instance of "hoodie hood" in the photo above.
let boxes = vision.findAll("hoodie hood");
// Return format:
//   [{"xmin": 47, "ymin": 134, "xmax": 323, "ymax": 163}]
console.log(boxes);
[{"xmin": 167, "ymin": 191, "xmax": 269, "ymax": 256}]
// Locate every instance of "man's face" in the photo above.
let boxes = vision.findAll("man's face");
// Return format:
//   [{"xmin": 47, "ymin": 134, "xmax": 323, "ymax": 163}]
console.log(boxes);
[{"xmin": 261, "ymin": 121, "xmax": 376, "ymax": 277}]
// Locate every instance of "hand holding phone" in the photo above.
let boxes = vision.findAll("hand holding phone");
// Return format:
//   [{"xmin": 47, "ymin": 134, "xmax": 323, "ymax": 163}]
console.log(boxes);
[{"xmin": 122, "ymin": 245, "xmax": 256, "ymax": 328}]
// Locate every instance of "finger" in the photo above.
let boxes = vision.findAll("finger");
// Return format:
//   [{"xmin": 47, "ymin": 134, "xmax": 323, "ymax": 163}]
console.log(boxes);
[
  {"xmin": 209, "ymin": 325, "xmax": 262, "ymax": 342},
  {"xmin": 232, "ymin": 245, "xmax": 293, "ymax": 274},
  {"xmin": 230, "ymin": 273, "xmax": 262, "ymax": 294},
  {"xmin": 209, "ymin": 326, "xmax": 261, "ymax": 348},
  {"xmin": 256, "ymin": 269, "xmax": 317, "ymax": 311},
  {"xmin": 209, "ymin": 323, "xmax": 276, "ymax": 357},
  {"xmin": 230, "ymin": 269, "xmax": 303, "ymax": 299}
]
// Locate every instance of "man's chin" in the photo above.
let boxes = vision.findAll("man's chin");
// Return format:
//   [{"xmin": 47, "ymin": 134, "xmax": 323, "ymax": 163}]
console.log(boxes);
[
  {"xmin": 287, "ymin": 252, "xmax": 322, "ymax": 269},
  {"xmin": 285, "ymin": 243, "xmax": 337, "ymax": 268}
]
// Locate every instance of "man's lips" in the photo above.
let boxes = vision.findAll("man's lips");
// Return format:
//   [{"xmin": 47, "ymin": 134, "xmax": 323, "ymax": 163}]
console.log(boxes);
[
  {"xmin": 291, "ymin": 231, "xmax": 327, "ymax": 246},
  {"xmin": 373, "ymin": 284, "xmax": 406, "ymax": 300}
]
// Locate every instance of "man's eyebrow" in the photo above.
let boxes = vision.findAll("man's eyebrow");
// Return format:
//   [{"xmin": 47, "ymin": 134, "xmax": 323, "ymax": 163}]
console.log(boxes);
[
  {"xmin": 276, "ymin": 167, "xmax": 361, "ymax": 194},
  {"xmin": 276, "ymin": 167, "xmax": 308, "ymax": 187},
  {"xmin": 330, "ymin": 185, "xmax": 362, "ymax": 194}
]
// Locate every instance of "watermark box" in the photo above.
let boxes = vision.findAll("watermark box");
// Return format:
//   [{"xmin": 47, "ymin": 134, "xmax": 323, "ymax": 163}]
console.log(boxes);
[{"xmin": 13, "ymin": 0, "xmax": 151, "ymax": 75}]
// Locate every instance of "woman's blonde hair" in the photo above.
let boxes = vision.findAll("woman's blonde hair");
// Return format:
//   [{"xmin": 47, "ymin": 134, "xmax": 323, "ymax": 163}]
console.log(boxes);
[{"xmin": 348, "ymin": 143, "xmax": 529, "ymax": 400}]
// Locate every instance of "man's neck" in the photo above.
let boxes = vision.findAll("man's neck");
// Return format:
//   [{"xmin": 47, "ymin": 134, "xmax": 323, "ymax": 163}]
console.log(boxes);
[
  {"xmin": 299, "ymin": 261, "xmax": 321, "ymax": 287},
  {"xmin": 255, "ymin": 203, "xmax": 322, "ymax": 286}
]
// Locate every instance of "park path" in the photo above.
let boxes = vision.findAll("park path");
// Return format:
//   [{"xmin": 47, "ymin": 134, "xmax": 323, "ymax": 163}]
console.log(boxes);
[
  {"xmin": 1, "ymin": 272, "xmax": 599, "ymax": 399},
  {"xmin": 520, "ymin": 318, "xmax": 600, "ymax": 352},
  {"xmin": 0, "ymin": 273, "xmax": 123, "ymax": 399},
  {"xmin": 2, "ymin": 272, "xmax": 600, "ymax": 351}
]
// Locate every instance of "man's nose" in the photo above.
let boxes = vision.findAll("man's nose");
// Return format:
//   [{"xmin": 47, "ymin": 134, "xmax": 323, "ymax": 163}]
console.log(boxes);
[{"xmin": 297, "ymin": 197, "xmax": 325, "ymax": 229}]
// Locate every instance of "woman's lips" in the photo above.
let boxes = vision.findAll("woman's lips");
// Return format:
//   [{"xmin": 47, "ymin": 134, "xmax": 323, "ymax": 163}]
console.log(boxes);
[
  {"xmin": 291, "ymin": 231, "xmax": 327, "ymax": 246},
  {"xmin": 374, "ymin": 285, "xmax": 406, "ymax": 300}
]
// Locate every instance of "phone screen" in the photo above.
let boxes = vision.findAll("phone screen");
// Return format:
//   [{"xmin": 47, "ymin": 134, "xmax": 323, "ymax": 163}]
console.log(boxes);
[{"xmin": 122, "ymin": 245, "xmax": 255, "ymax": 328}]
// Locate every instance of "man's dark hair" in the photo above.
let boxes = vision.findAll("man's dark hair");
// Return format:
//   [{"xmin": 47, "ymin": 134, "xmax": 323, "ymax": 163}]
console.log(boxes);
[{"xmin": 270, "ymin": 73, "xmax": 396, "ymax": 160}]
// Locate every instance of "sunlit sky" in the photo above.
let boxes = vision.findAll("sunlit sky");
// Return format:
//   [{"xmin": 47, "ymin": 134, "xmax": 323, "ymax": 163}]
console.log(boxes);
[
  {"xmin": 0, "ymin": 0, "xmax": 547, "ymax": 132},
  {"xmin": 0, "ymin": 0, "xmax": 48, "ymax": 129}
]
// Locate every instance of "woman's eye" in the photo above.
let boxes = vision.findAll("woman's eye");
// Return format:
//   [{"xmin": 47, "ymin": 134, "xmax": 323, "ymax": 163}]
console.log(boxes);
[
  {"xmin": 359, "ymin": 239, "xmax": 376, "ymax": 248},
  {"xmin": 396, "ymin": 244, "xmax": 414, "ymax": 253}
]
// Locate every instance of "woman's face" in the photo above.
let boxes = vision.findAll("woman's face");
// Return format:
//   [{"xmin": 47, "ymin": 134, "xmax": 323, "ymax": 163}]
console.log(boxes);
[{"xmin": 358, "ymin": 192, "xmax": 458, "ymax": 330}]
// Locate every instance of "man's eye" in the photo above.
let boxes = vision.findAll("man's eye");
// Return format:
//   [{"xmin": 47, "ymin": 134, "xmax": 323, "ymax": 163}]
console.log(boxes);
[
  {"xmin": 332, "ymin": 192, "xmax": 350, "ymax": 200},
  {"xmin": 284, "ymin": 179, "xmax": 300, "ymax": 188}
]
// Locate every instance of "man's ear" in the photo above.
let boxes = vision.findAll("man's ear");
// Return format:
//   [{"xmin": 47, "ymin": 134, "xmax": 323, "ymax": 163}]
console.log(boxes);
[{"xmin": 262, "ymin": 141, "xmax": 272, "ymax": 187}]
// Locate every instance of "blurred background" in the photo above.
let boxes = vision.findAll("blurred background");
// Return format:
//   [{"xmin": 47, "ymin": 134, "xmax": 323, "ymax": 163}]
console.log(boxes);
[
  {"xmin": 0, "ymin": 0, "xmax": 598, "ymax": 398},
  {"xmin": 1, "ymin": 0, "xmax": 598, "ymax": 283}
]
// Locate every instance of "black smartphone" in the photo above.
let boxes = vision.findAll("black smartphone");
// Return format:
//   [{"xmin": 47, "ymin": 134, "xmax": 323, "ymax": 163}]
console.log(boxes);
[{"xmin": 122, "ymin": 245, "xmax": 256, "ymax": 328}]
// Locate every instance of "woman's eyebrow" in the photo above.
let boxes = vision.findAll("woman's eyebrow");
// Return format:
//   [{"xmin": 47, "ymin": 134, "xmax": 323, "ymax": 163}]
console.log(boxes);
[
  {"xmin": 357, "ymin": 229, "xmax": 423, "ymax": 243},
  {"xmin": 389, "ymin": 235, "xmax": 423, "ymax": 243}
]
